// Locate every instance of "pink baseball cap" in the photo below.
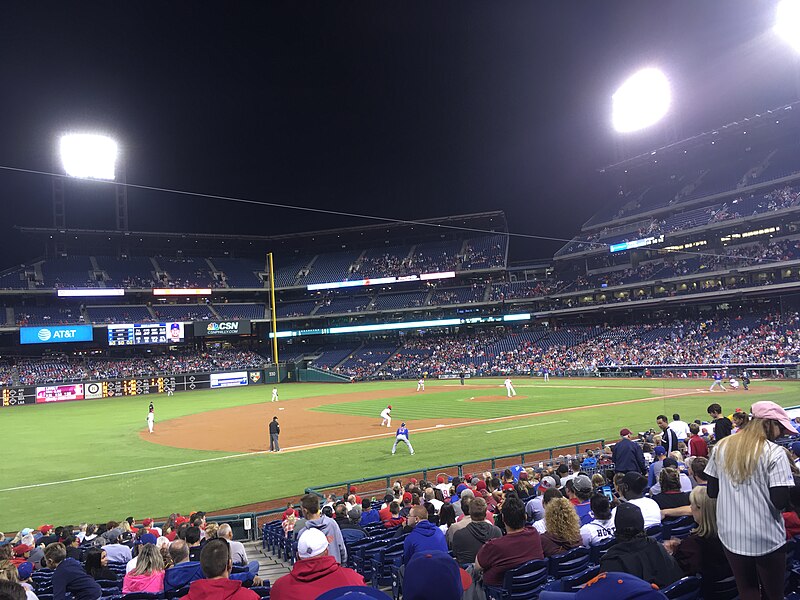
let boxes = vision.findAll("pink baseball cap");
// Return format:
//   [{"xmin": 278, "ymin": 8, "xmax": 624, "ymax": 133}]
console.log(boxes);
[{"xmin": 751, "ymin": 401, "xmax": 796, "ymax": 435}]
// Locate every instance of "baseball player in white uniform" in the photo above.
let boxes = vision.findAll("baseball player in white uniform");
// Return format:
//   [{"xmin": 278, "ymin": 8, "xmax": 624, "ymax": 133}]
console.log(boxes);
[
  {"xmin": 380, "ymin": 405, "xmax": 392, "ymax": 428},
  {"xmin": 271, "ymin": 387, "xmax": 279, "ymax": 402},
  {"xmin": 147, "ymin": 403, "xmax": 154, "ymax": 433},
  {"xmin": 504, "ymin": 377, "xmax": 517, "ymax": 398},
  {"xmin": 417, "ymin": 378, "xmax": 425, "ymax": 392}
]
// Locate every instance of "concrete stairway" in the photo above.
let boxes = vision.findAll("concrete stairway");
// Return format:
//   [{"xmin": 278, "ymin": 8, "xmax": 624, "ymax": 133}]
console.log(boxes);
[{"xmin": 246, "ymin": 540, "xmax": 291, "ymax": 584}]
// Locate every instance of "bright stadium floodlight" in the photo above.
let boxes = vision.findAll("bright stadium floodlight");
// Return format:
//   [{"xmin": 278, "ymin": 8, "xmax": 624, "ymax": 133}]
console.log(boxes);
[
  {"xmin": 611, "ymin": 68, "xmax": 671, "ymax": 133},
  {"xmin": 59, "ymin": 133, "xmax": 118, "ymax": 180},
  {"xmin": 776, "ymin": 0, "xmax": 800, "ymax": 53}
]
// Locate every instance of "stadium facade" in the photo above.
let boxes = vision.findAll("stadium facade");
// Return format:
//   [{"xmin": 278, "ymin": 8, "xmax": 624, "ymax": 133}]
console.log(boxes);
[{"xmin": 2, "ymin": 105, "xmax": 800, "ymax": 402}]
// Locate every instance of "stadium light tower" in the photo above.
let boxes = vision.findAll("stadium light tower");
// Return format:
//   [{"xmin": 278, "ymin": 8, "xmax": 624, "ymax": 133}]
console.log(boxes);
[
  {"xmin": 54, "ymin": 133, "xmax": 128, "ymax": 234},
  {"xmin": 776, "ymin": 0, "xmax": 800, "ymax": 54},
  {"xmin": 611, "ymin": 68, "xmax": 671, "ymax": 133},
  {"xmin": 59, "ymin": 133, "xmax": 118, "ymax": 180}
]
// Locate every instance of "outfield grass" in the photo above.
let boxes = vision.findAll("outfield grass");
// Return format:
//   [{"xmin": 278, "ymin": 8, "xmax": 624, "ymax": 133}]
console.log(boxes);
[{"xmin": 1, "ymin": 378, "xmax": 796, "ymax": 529}]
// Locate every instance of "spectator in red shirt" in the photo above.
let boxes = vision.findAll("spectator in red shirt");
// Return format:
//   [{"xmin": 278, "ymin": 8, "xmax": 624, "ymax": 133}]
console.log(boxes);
[
  {"xmin": 474, "ymin": 496, "xmax": 544, "ymax": 587},
  {"xmin": 687, "ymin": 423, "xmax": 708, "ymax": 458}
]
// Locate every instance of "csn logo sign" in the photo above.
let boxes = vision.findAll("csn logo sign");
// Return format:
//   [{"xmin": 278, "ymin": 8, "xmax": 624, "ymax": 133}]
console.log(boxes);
[
  {"xmin": 195, "ymin": 320, "xmax": 250, "ymax": 337},
  {"xmin": 20, "ymin": 325, "xmax": 93, "ymax": 345}
]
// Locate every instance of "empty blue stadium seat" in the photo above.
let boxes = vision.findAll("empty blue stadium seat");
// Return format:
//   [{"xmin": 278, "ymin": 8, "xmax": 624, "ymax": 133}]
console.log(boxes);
[
  {"xmin": 661, "ymin": 576, "xmax": 701, "ymax": 600},
  {"xmin": 547, "ymin": 546, "xmax": 590, "ymax": 579},
  {"xmin": 485, "ymin": 558, "xmax": 549, "ymax": 600}
]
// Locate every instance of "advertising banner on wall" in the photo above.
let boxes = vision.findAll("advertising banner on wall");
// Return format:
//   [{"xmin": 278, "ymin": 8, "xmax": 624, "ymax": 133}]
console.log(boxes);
[
  {"xmin": 210, "ymin": 372, "xmax": 249, "ymax": 388},
  {"xmin": 35, "ymin": 384, "xmax": 85, "ymax": 403},
  {"xmin": 193, "ymin": 320, "xmax": 251, "ymax": 337},
  {"xmin": 20, "ymin": 325, "xmax": 93, "ymax": 345}
]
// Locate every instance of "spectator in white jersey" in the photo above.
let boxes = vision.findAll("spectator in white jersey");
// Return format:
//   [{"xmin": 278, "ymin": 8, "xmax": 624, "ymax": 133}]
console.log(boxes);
[
  {"xmin": 580, "ymin": 492, "xmax": 616, "ymax": 547},
  {"xmin": 705, "ymin": 401, "xmax": 796, "ymax": 600}
]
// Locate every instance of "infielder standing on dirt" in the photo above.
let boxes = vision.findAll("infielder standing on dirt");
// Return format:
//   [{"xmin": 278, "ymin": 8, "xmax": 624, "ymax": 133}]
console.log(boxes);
[
  {"xmin": 147, "ymin": 402, "xmax": 154, "ymax": 433},
  {"xmin": 271, "ymin": 386, "xmax": 279, "ymax": 402},
  {"xmin": 417, "ymin": 378, "xmax": 425, "ymax": 392},
  {"xmin": 504, "ymin": 377, "xmax": 517, "ymax": 398},
  {"xmin": 380, "ymin": 405, "xmax": 392, "ymax": 428},
  {"xmin": 392, "ymin": 422, "xmax": 414, "ymax": 455}
]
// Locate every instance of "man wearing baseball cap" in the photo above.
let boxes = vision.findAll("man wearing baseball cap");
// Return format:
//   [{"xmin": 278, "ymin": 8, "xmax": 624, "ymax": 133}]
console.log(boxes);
[
  {"xmin": 525, "ymin": 476, "xmax": 556, "ymax": 523},
  {"xmin": 570, "ymin": 475, "xmax": 594, "ymax": 524},
  {"xmin": 270, "ymin": 528, "xmax": 365, "ymax": 600},
  {"xmin": 599, "ymin": 503, "xmax": 683, "ymax": 588},
  {"xmin": 791, "ymin": 441, "xmax": 800, "ymax": 467},
  {"xmin": 538, "ymin": 571, "xmax": 668, "ymax": 599},
  {"xmin": 647, "ymin": 446, "xmax": 668, "ymax": 489},
  {"xmin": 612, "ymin": 429, "xmax": 646, "ymax": 475}
]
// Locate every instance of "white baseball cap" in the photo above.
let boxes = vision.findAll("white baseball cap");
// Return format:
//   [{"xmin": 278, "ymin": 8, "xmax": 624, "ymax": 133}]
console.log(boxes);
[{"xmin": 297, "ymin": 528, "xmax": 328, "ymax": 559}]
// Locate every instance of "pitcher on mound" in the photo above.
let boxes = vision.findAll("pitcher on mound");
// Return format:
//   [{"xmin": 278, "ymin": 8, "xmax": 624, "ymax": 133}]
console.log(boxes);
[{"xmin": 504, "ymin": 377, "xmax": 517, "ymax": 398}]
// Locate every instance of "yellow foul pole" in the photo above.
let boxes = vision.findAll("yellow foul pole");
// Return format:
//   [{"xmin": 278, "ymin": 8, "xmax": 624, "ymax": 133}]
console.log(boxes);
[{"xmin": 268, "ymin": 252, "xmax": 279, "ymax": 364}]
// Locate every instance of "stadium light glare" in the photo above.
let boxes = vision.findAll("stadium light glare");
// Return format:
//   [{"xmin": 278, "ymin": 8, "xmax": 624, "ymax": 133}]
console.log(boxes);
[
  {"xmin": 776, "ymin": 0, "xmax": 800, "ymax": 53},
  {"xmin": 611, "ymin": 68, "xmax": 671, "ymax": 133},
  {"xmin": 59, "ymin": 134, "xmax": 118, "ymax": 180}
]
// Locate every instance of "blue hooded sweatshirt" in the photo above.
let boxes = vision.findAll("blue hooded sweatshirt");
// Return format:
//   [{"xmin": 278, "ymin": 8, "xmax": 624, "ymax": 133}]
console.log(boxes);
[
  {"xmin": 403, "ymin": 520, "xmax": 448, "ymax": 565},
  {"xmin": 163, "ymin": 561, "xmax": 253, "ymax": 592}
]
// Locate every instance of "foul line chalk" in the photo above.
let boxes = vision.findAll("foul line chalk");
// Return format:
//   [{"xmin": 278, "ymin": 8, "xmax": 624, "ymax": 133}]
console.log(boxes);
[{"xmin": 485, "ymin": 420, "xmax": 568, "ymax": 434}]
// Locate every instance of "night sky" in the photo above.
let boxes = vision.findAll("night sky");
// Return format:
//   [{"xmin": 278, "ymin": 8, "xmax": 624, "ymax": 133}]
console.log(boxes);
[{"xmin": 0, "ymin": 0, "xmax": 797, "ymax": 267}]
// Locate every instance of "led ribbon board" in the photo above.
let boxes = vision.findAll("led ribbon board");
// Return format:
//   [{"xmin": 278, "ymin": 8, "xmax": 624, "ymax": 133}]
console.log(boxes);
[
  {"xmin": 269, "ymin": 313, "xmax": 531, "ymax": 338},
  {"xmin": 307, "ymin": 271, "xmax": 456, "ymax": 291}
]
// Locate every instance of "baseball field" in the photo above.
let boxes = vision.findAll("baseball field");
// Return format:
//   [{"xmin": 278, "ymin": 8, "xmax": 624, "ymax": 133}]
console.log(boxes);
[{"xmin": 1, "ymin": 377, "xmax": 796, "ymax": 530}]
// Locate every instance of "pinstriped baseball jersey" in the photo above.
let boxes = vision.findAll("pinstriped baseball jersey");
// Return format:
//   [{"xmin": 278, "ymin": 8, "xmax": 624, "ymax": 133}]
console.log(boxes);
[{"xmin": 705, "ymin": 440, "xmax": 794, "ymax": 556}]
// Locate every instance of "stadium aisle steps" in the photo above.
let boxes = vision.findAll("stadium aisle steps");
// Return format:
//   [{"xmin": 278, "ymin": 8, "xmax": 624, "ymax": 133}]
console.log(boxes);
[{"xmin": 250, "ymin": 540, "xmax": 292, "ymax": 583}]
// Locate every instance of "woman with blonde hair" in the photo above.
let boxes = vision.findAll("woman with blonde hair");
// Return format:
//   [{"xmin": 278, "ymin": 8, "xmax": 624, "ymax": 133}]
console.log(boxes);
[
  {"xmin": 0, "ymin": 560, "xmax": 37, "ymax": 600},
  {"xmin": 203, "ymin": 522, "xmax": 219, "ymax": 540},
  {"xmin": 122, "ymin": 544, "xmax": 165, "ymax": 594},
  {"xmin": 663, "ymin": 486, "xmax": 733, "ymax": 598},
  {"xmin": 540, "ymin": 497, "xmax": 582, "ymax": 557},
  {"xmin": 705, "ymin": 401, "xmax": 795, "ymax": 600}
]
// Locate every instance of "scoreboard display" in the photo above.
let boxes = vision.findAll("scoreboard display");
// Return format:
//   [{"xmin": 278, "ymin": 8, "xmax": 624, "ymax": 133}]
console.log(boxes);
[
  {"xmin": 107, "ymin": 323, "xmax": 185, "ymax": 346},
  {"xmin": 85, "ymin": 378, "xmax": 177, "ymax": 398},
  {"xmin": 2, "ymin": 388, "xmax": 32, "ymax": 407}
]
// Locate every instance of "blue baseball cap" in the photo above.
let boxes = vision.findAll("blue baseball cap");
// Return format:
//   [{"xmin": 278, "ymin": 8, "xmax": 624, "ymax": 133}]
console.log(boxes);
[
  {"xmin": 539, "ymin": 572, "xmax": 667, "ymax": 599},
  {"xmin": 654, "ymin": 446, "xmax": 666, "ymax": 456},
  {"xmin": 17, "ymin": 562, "xmax": 34, "ymax": 581}
]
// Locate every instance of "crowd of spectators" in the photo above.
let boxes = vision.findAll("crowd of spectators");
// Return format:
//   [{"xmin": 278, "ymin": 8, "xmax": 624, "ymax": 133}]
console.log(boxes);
[
  {"xmin": 351, "ymin": 236, "xmax": 507, "ymax": 281},
  {"xmin": 4, "ymin": 311, "xmax": 800, "ymax": 385},
  {"xmin": 9, "ymin": 350, "xmax": 268, "ymax": 386},
  {"xmin": 358, "ymin": 312, "xmax": 800, "ymax": 379},
  {"xmin": 377, "ymin": 330, "xmax": 503, "ymax": 378},
  {"xmin": 0, "ymin": 511, "xmax": 267, "ymax": 599},
  {"xmin": 561, "ymin": 183, "xmax": 800, "ymax": 257}
]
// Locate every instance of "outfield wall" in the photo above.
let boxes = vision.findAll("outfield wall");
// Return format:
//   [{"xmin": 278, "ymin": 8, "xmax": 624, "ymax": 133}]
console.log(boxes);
[{"xmin": 0, "ymin": 367, "xmax": 275, "ymax": 408}]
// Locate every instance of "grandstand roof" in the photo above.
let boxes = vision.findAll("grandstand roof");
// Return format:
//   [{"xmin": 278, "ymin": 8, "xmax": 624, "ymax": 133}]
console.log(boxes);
[
  {"xmin": 18, "ymin": 211, "xmax": 508, "ymax": 256},
  {"xmin": 599, "ymin": 102, "xmax": 800, "ymax": 174}
]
